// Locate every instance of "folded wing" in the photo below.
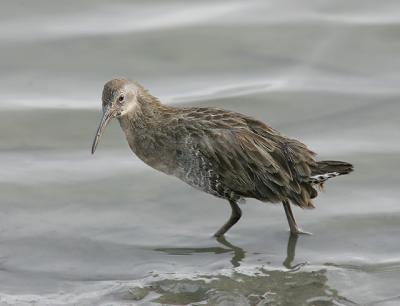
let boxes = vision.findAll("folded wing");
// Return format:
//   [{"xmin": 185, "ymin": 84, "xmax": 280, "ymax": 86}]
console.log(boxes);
[{"xmin": 191, "ymin": 126, "xmax": 317, "ymax": 208}]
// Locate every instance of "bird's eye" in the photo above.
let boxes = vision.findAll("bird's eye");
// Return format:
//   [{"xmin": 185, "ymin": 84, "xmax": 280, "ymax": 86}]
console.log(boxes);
[{"xmin": 118, "ymin": 95, "xmax": 124, "ymax": 102}]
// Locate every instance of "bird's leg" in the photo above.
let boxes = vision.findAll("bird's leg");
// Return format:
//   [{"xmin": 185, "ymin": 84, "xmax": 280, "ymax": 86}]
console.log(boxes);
[
  {"xmin": 214, "ymin": 200, "xmax": 242, "ymax": 237},
  {"xmin": 282, "ymin": 200, "xmax": 311, "ymax": 235}
]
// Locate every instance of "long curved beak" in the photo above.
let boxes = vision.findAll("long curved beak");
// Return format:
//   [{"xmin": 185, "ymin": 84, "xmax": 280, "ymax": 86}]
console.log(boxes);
[{"xmin": 91, "ymin": 105, "xmax": 116, "ymax": 154}]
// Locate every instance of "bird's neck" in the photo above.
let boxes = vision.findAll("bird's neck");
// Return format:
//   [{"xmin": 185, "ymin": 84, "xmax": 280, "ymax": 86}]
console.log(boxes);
[
  {"xmin": 120, "ymin": 91, "xmax": 172, "ymax": 129},
  {"xmin": 117, "ymin": 92, "xmax": 177, "ymax": 174}
]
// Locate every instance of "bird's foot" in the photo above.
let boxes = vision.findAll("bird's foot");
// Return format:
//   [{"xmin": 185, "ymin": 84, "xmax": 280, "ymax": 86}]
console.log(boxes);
[
  {"xmin": 213, "ymin": 232, "xmax": 225, "ymax": 238},
  {"xmin": 290, "ymin": 229, "xmax": 312, "ymax": 236}
]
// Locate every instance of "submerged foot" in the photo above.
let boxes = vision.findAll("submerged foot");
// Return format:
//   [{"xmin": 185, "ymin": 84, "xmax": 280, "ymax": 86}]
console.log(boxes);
[{"xmin": 213, "ymin": 232, "xmax": 224, "ymax": 238}]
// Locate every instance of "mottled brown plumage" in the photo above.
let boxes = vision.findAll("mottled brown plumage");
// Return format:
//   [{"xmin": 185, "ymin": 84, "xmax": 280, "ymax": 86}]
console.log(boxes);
[{"xmin": 92, "ymin": 79, "xmax": 353, "ymax": 236}]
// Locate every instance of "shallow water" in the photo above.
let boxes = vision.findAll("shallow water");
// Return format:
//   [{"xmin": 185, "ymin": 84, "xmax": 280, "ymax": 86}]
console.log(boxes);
[{"xmin": 1, "ymin": 1, "xmax": 400, "ymax": 305}]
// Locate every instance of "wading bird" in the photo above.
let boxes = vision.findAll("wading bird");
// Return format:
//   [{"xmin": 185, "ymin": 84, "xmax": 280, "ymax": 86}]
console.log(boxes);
[{"xmin": 92, "ymin": 79, "xmax": 353, "ymax": 237}]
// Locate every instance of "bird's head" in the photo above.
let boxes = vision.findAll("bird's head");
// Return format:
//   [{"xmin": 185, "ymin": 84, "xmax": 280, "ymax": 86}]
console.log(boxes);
[{"xmin": 91, "ymin": 79, "xmax": 141, "ymax": 154}]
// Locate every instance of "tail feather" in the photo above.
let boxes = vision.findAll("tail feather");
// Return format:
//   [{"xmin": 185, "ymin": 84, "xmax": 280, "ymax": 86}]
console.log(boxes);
[{"xmin": 310, "ymin": 160, "xmax": 353, "ymax": 185}]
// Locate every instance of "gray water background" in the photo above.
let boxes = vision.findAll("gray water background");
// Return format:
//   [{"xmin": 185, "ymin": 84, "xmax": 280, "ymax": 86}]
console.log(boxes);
[{"xmin": 1, "ymin": 0, "xmax": 400, "ymax": 305}]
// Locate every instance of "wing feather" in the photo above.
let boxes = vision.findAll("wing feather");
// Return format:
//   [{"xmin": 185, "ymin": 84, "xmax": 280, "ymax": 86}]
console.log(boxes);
[
  {"xmin": 179, "ymin": 109, "xmax": 318, "ymax": 207},
  {"xmin": 191, "ymin": 128, "xmax": 312, "ymax": 205}
]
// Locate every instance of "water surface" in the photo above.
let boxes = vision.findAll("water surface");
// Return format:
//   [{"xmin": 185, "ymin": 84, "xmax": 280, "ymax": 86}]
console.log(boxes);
[{"xmin": 1, "ymin": 0, "xmax": 400, "ymax": 305}]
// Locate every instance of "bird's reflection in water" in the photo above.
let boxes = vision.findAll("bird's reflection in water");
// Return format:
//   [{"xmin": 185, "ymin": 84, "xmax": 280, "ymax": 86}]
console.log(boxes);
[
  {"xmin": 154, "ymin": 241, "xmax": 244, "ymax": 267},
  {"xmin": 215, "ymin": 236, "xmax": 245, "ymax": 268},
  {"xmin": 139, "ymin": 235, "xmax": 351, "ymax": 305},
  {"xmin": 282, "ymin": 234, "xmax": 307, "ymax": 270},
  {"xmin": 155, "ymin": 233, "xmax": 305, "ymax": 270}
]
